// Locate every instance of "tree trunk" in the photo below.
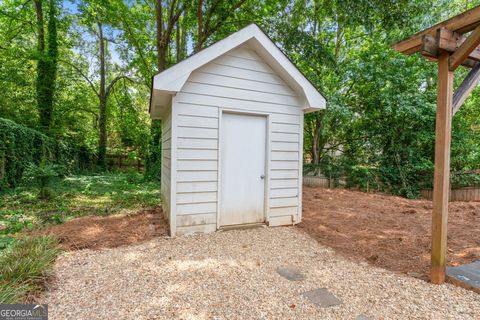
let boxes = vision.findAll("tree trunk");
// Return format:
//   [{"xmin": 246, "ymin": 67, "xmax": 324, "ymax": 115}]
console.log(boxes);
[
  {"xmin": 144, "ymin": 0, "xmax": 165, "ymax": 181},
  {"xmin": 97, "ymin": 22, "xmax": 107, "ymax": 169},
  {"xmin": 34, "ymin": 0, "xmax": 45, "ymax": 52},
  {"xmin": 34, "ymin": 0, "xmax": 57, "ymax": 132},
  {"xmin": 155, "ymin": 0, "xmax": 166, "ymax": 71},
  {"xmin": 195, "ymin": 0, "xmax": 204, "ymax": 53}
]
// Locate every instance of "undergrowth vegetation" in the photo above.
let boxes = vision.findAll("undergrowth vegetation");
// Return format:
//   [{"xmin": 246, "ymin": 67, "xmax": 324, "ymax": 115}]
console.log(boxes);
[
  {"xmin": 0, "ymin": 236, "xmax": 61, "ymax": 303},
  {"xmin": 0, "ymin": 172, "xmax": 160, "ymax": 249},
  {"xmin": 0, "ymin": 172, "xmax": 159, "ymax": 303}
]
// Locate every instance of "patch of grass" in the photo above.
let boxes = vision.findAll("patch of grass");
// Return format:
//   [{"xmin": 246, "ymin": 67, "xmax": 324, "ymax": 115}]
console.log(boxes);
[
  {"xmin": 0, "ymin": 236, "xmax": 61, "ymax": 303},
  {"xmin": 0, "ymin": 172, "xmax": 160, "ymax": 242}
]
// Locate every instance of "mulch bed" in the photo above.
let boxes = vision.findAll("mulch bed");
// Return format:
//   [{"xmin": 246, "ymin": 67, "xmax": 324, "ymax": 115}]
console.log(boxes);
[
  {"xmin": 33, "ymin": 207, "xmax": 168, "ymax": 250},
  {"xmin": 299, "ymin": 187, "xmax": 480, "ymax": 281}
]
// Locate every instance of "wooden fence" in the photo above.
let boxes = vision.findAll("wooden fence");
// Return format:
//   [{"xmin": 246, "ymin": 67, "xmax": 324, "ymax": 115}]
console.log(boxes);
[
  {"xmin": 421, "ymin": 187, "xmax": 480, "ymax": 202},
  {"xmin": 106, "ymin": 154, "xmax": 144, "ymax": 172},
  {"xmin": 303, "ymin": 175, "xmax": 332, "ymax": 188}
]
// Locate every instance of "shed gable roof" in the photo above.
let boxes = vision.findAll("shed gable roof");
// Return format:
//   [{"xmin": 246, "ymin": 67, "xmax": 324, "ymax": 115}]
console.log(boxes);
[{"xmin": 150, "ymin": 24, "xmax": 326, "ymax": 118}]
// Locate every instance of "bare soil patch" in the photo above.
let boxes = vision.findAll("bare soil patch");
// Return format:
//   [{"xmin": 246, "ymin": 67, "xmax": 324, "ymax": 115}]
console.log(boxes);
[
  {"xmin": 33, "ymin": 207, "xmax": 168, "ymax": 250},
  {"xmin": 299, "ymin": 187, "xmax": 480, "ymax": 281}
]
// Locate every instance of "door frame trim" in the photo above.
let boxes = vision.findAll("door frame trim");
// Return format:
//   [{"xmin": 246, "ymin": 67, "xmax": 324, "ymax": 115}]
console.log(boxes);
[{"xmin": 217, "ymin": 108, "xmax": 271, "ymax": 229}]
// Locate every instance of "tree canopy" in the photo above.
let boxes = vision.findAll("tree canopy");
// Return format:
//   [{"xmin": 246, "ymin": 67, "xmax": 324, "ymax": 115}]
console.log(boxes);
[{"xmin": 0, "ymin": 0, "xmax": 479, "ymax": 196}]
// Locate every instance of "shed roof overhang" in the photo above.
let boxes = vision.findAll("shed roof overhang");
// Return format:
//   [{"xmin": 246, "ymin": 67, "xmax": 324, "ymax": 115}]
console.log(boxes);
[{"xmin": 149, "ymin": 24, "xmax": 327, "ymax": 119}]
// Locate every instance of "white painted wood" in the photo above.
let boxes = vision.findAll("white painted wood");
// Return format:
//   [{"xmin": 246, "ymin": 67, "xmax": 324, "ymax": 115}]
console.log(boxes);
[
  {"xmin": 177, "ymin": 213, "xmax": 217, "ymax": 227},
  {"xmin": 269, "ymin": 215, "xmax": 293, "ymax": 226},
  {"xmin": 271, "ymin": 161, "xmax": 298, "ymax": 170},
  {"xmin": 270, "ymin": 114, "xmax": 301, "ymax": 124},
  {"xmin": 176, "ymin": 192, "xmax": 217, "ymax": 204},
  {"xmin": 270, "ymin": 206, "xmax": 297, "ymax": 217},
  {"xmin": 177, "ymin": 202, "xmax": 217, "ymax": 215},
  {"xmin": 177, "ymin": 138, "xmax": 217, "ymax": 150},
  {"xmin": 272, "ymin": 132, "xmax": 300, "ymax": 142},
  {"xmin": 177, "ymin": 114, "xmax": 218, "ymax": 128},
  {"xmin": 177, "ymin": 160, "xmax": 218, "ymax": 171},
  {"xmin": 177, "ymin": 181, "xmax": 217, "ymax": 193},
  {"xmin": 151, "ymin": 24, "xmax": 326, "ymax": 118},
  {"xmin": 297, "ymin": 112, "xmax": 304, "ymax": 222},
  {"xmin": 169, "ymin": 97, "xmax": 179, "ymax": 236},
  {"xmin": 213, "ymin": 54, "xmax": 276, "ymax": 74},
  {"xmin": 177, "ymin": 127, "xmax": 218, "ymax": 139},
  {"xmin": 271, "ymin": 151, "xmax": 299, "ymax": 161},
  {"xmin": 270, "ymin": 169, "xmax": 298, "ymax": 179},
  {"xmin": 176, "ymin": 103, "xmax": 218, "ymax": 117},
  {"xmin": 177, "ymin": 149, "xmax": 218, "ymax": 160},
  {"xmin": 272, "ymin": 142, "xmax": 299, "ymax": 151},
  {"xmin": 271, "ymin": 123, "xmax": 301, "ymax": 134},
  {"xmin": 176, "ymin": 92, "xmax": 302, "ymax": 115},
  {"xmin": 271, "ymin": 179, "xmax": 299, "ymax": 189},
  {"xmin": 188, "ymin": 72, "xmax": 297, "ymax": 96},
  {"xmin": 270, "ymin": 188, "xmax": 298, "ymax": 198},
  {"xmin": 177, "ymin": 170, "xmax": 217, "ymax": 182},
  {"xmin": 198, "ymin": 63, "xmax": 285, "ymax": 85},
  {"xmin": 181, "ymin": 82, "xmax": 301, "ymax": 107},
  {"xmin": 220, "ymin": 113, "xmax": 266, "ymax": 226},
  {"xmin": 270, "ymin": 197, "xmax": 298, "ymax": 208},
  {"xmin": 168, "ymin": 46, "xmax": 307, "ymax": 236},
  {"xmin": 176, "ymin": 224, "xmax": 217, "ymax": 236},
  {"xmin": 161, "ymin": 108, "xmax": 172, "ymax": 221}
]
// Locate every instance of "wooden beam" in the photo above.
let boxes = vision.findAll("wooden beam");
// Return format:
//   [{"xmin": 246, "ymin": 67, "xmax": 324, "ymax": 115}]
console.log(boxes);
[
  {"xmin": 450, "ymin": 26, "xmax": 480, "ymax": 70},
  {"xmin": 431, "ymin": 52, "xmax": 454, "ymax": 285},
  {"xmin": 438, "ymin": 29, "xmax": 480, "ymax": 61},
  {"xmin": 420, "ymin": 34, "xmax": 477, "ymax": 68},
  {"xmin": 453, "ymin": 63, "xmax": 480, "ymax": 114},
  {"xmin": 393, "ymin": 5, "xmax": 480, "ymax": 54}
]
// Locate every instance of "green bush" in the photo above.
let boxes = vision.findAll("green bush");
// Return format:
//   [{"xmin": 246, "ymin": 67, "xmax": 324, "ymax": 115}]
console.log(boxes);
[
  {"xmin": 0, "ymin": 236, "xmax": 61, "ymax": 303},
  {"xmin": 0, "ymin": 118, "xmax": 78, "ymax": 190},
  {"xmin": 451, "ymin": 172, "xmax": 480, "ymax": 189},
  {"xmin": 23, "ymin": 162, "xmax": 64, "ymax": 199}
]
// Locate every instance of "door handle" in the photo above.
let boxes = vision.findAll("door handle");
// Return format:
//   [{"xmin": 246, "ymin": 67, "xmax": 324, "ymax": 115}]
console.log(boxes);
[{"xmin": 260, "ymin": 175, "xmax": 265, "ymax": 179}]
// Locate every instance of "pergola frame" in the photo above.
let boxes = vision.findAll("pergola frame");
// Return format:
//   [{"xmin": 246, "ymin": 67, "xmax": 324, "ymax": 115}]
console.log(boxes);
[{"xmin": 394, "ymin": 6, "xmax": 480, "ymax": 285}]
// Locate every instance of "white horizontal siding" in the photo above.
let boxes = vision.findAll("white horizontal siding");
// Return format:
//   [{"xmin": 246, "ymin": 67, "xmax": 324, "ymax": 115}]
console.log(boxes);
[
  {"xmin": 177, "ymin": 114, "xmax": 218, "ymax": 128},
  {"xmin": 199, "ymin": 62, "xmax": 285, "ymax": 85},
  {"xmin": 177, "ymin": 160, "xmax": 218, "ymax": 171},
  {"xmin": 177, "ymin": 202, "xmax": 217, "ymax": 215},
  {"xmin": 173, "ymin": 45, "xmax": 304, "ymax": 235},
  {"xmin": 181, "ymin": 82, "xmax": 300, "ymax": 107},
  {"xmin": 188, "ymin": 72, "xmax": 297, "ymax": 96},
  {"xmin": 176, "ymin": 92, "xmax": 301, "ymax": 115},
  {"xmin": 177, "ymin": 170, "xmax": 217, "ymax": 182},
  {"xmin": 177, "ymin": 213, "xmax": 217, "ymax": 228},
  {"xmin": 270, "ymin": 188, "xmax": 298, "ymax": 198},
  {"xmin": 177, "ymin": 192, "xmax": 217, "ymax": 204},
  {"xmin": 161, "ymin": 110, "xmax": 172, "ymax": 220}
]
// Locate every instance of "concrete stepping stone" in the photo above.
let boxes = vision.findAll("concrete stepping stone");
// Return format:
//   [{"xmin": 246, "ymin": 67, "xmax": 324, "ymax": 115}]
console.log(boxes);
[
  {"xmin": 447, "ymin": 261, "xmax": 480, "ymax": 292},
  {"xmin": 302, "ymin": 288, "xmax": 342, "ymax": 308},
  {"xmin": 356, "ymin": 315, "xmax": 370, "ymax": 320},
  {"xmin": 275, "ymin": 265, "xmax": 305, "ymax": 281}
]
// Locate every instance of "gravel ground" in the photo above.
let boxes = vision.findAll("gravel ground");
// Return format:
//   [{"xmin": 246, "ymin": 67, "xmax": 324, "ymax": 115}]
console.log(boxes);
[{"xmin": 42, "ymin": 227, "xmax": 480, "ymax": 319}]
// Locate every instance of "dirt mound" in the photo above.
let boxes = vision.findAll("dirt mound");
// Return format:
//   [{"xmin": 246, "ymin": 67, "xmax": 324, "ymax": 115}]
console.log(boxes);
[
  {"xmin": 33, "ymin": 207, "xmax": 168, "ymax": 250},
  {"xmin": 299, "ymin": 187, "xmax": 480, "ymax": 281}
]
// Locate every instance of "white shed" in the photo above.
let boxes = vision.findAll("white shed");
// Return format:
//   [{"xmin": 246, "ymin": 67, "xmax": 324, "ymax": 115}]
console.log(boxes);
[{"xmin": 150, "ymin": 24, "xmax": 326, "ymax": 236}]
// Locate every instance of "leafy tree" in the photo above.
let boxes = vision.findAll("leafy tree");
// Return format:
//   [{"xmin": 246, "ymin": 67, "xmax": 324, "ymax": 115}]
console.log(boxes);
[{"xmin": 33, "ymin": 0, "xmax": 58, "ymax": 132}]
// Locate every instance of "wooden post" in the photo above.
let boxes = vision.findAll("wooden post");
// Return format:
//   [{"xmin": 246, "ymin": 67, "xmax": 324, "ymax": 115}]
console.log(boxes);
[{"xmin": 431, "ymin": 52, "xmax": 454, "ymax": 284}]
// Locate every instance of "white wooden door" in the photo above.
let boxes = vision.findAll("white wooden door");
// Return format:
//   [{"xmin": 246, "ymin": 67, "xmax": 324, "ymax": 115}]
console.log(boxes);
[{"xmin": 220, "ymin": 113, "xmax": 266, "ymax": 226}]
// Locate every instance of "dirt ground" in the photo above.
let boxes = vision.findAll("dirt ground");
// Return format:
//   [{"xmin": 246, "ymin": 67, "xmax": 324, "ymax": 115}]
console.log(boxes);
[
  {"xmin": 34, "ymin": 207, "xmax": 168, "ymax": 250},
  {"xmin": 299, "ymin": 187, "xmax": 480, "ymax": 281}
]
